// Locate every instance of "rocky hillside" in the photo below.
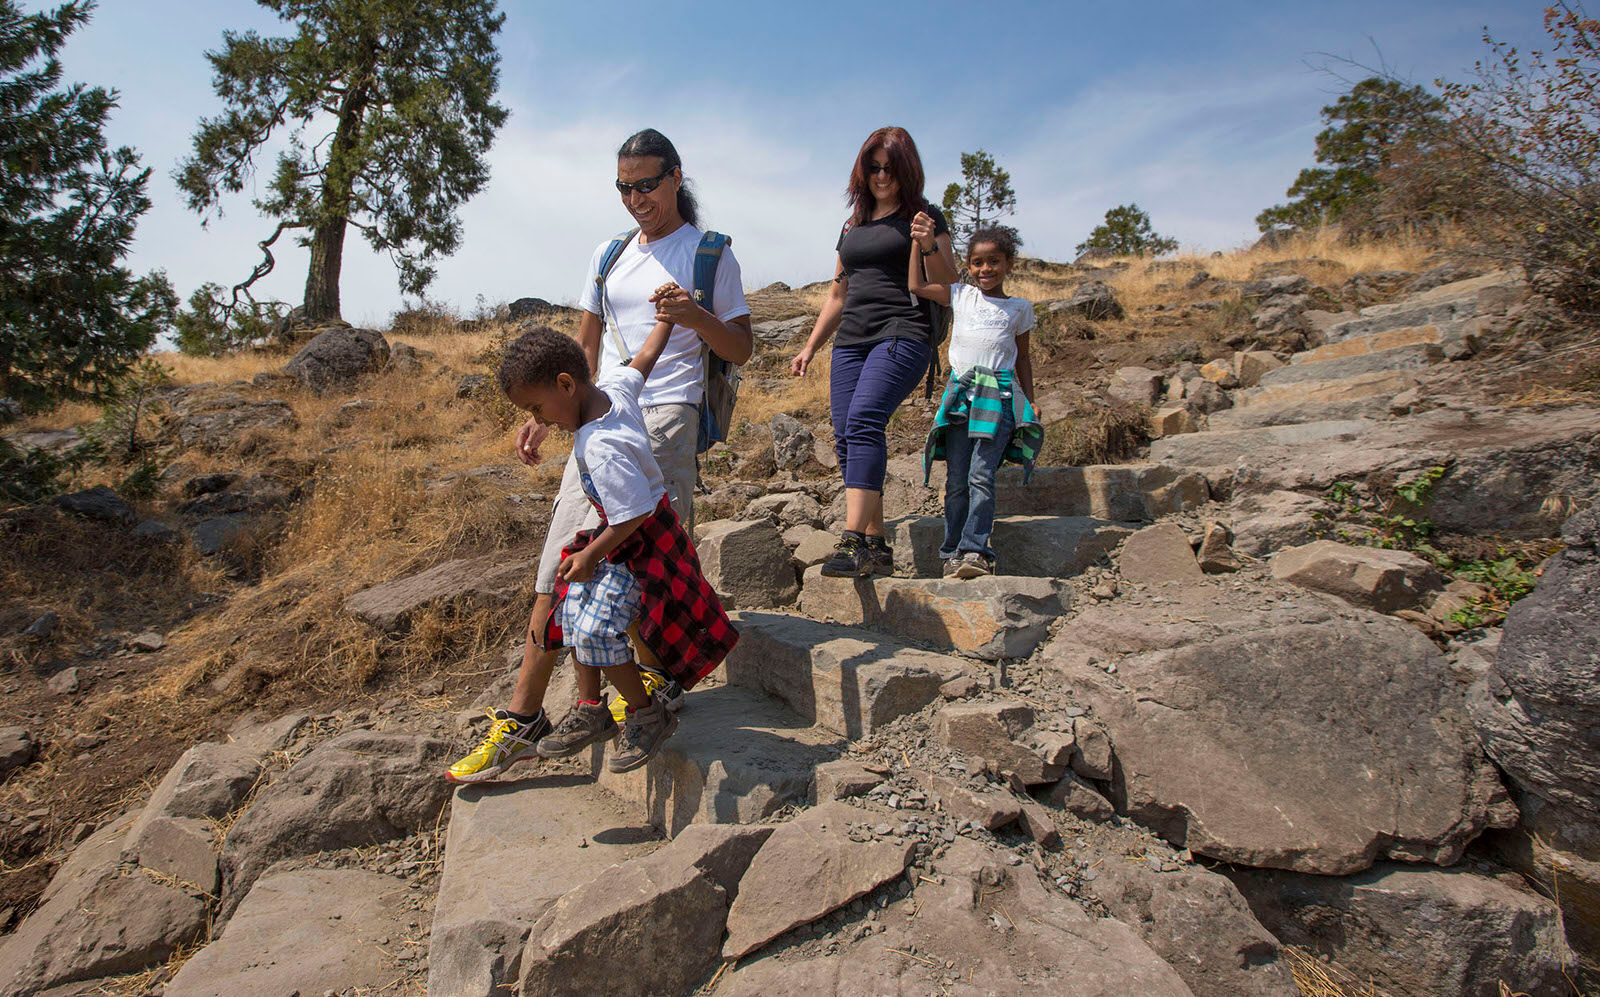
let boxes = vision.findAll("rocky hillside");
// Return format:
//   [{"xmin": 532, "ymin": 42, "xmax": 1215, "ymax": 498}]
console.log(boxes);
[{"xmin": 1, "ymin": 232, "xmax": 1597, "ymax": 995}]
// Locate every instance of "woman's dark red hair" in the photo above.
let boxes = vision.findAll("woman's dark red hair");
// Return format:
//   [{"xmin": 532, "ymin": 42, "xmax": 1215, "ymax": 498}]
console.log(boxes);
[{"xmin": 847, "ymin": 125, "xmax": 927, "ymax": 226}]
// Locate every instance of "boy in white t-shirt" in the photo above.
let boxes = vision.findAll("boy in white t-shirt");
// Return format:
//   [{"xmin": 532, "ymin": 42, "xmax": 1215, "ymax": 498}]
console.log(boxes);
[
  {"xmin": 494, "ymin": 291, "xmax": 739, "ymax": 772},
  {"xmin": 909, "ymin": 224, "xmax": 1045, "ymax": 578}
]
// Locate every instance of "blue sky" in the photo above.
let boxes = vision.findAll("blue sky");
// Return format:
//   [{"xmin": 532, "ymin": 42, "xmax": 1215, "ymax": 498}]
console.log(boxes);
[{"xmin": 54, "ymin": 0, "xmax": 1545, "ymax": 328}]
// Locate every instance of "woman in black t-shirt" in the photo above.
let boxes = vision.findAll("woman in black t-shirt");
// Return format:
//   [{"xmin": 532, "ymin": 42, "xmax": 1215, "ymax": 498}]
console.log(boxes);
[{"xmin": 791, "ymin": 126, "xmax": 958, "ymax": 578}]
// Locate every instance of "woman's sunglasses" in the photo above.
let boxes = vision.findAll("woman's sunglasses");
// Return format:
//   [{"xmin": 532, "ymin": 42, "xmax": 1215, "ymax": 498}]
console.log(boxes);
[
  {"xmin": 615, "ymin": 167, "xmax": 675, "ymax": 196},
  {"xmin": 866, "ymin": 164, "xmax": 893, "ymax": 176}
]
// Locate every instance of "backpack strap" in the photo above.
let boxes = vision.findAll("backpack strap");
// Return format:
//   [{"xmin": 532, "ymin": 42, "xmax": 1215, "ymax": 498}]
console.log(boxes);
[
  {"xmin": 692, "ymin": 231, "xmax": 729, "ymax": 309},
  {"xmin": 595, "ymin": 227, "xmax": 639, "ymax": 362}
]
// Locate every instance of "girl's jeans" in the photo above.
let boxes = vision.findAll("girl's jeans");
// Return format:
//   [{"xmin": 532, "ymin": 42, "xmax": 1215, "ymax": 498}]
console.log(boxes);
[
  {"xmin": 940, "ymin": 405, "xmax": 1015, "ymax": 559},
  {"xmin": 830, "ymin": 337, "xmax": 932, "ymax": 492}
]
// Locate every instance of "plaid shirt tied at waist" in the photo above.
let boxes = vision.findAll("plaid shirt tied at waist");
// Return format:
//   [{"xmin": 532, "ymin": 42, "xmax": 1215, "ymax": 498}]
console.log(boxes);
[{"xmin": 543, "ymin": 494, "xmax": 737, "ymax": 690}]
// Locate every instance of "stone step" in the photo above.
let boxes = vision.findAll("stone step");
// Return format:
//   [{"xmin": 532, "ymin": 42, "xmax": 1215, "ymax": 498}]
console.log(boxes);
[
  {"xmin": 1150, "ymin": 419, "xmax": 1377, "ymax": 472},
  {"xmin": 888, "ymin": 514, "xmax": 1135, "ymax": 579},
  {"xmin": 797, "ymin": 568, "xmax": 1071, "ymax": 660},
  {"xmin": 1256, "ymin": 342, "xmax": 1442, "ymax": 387},
  {"xmin": 1208, "ymin": 369, "xmax": 1417, "ymax": 430},
  {"xmin": 1292, "ymin": 322, "xmax": 1449, "ymax": 365},
  {"xmin": 1322, "ymin": 271, "xmax": 1520, "ymax": 344},
  {"xmin": 991, "ymin": 463, "xmax": 1209, "ymax": 520},
  {"xmin": 724, "ymin": 611, "xmax": 973, "ymax": 738},
  {"xmin": 429, "ymin": 775, "xmax": 664, "ymax": 997},
  {"xmin": 592, "ymin": 683, "xmax": 839, "ymax": 836},
  {"xmin": 1206, "ymin": 395, "xmax": 1393, "ymax": 431}
]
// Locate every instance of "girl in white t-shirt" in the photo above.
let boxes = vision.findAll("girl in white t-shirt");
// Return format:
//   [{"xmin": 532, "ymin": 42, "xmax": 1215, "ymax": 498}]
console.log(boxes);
[{"xmin": 909, "ymin": 224, "xmax": 1044, "ymax": 578}]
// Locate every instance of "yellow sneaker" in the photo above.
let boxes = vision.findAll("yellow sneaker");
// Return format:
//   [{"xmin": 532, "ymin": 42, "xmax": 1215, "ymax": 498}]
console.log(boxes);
[
  {"xmin": 610, "ymin": 669, "xmax": 668, "ymax": 724},
  {"xmin": 444, "ymin": 707, "xmax": 550, "ymax": 784}
]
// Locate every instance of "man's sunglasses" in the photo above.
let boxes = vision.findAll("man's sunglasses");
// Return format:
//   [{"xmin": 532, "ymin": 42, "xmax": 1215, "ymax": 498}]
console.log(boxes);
[{"xmin": 615, "ymin": 167, "xmax": 675, "ymax": 197}]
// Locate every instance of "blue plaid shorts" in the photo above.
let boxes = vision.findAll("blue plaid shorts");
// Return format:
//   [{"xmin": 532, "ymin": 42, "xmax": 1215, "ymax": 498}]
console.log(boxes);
[{"xmin": 560, "ymin": 559, "xmax": 642, "ymax": 667}]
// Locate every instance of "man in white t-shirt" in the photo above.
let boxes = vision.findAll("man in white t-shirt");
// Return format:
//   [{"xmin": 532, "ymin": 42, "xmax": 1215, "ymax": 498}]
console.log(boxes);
[{"xmin": 445, "ymin": 129, "xmax": 751, "ymax": 784}]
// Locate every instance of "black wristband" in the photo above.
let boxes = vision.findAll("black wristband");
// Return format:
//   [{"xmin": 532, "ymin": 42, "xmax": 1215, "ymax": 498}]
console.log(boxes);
[{"xmin": 921, "ymin": 245, "xmax": 938, "ymax": 257}]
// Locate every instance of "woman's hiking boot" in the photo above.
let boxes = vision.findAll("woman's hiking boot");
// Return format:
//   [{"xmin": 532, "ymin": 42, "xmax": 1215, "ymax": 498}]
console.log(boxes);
[
  {"xmin": 445, "ymin": 707, "xmax": 551, "ymax": 783},
  {"xmin": 864, "ymin": 534, "xmax": 895, "ymax": 576},
  {"xmin": 607, "ymin": 698, "xmax": 679, "ymax": 773},
  {"xmin": 820, "ymin": 532, "xmax": 873, "ymax": 578},
  {"xmin": 536, "ymin": 700, "xmax": 618, "ymax": 758}
]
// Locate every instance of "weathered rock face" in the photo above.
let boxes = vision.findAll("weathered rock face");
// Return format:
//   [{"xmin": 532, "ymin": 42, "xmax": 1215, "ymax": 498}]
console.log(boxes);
[
  {"xmin": 798, "ymin": 568, "xmax": 1070, "ymax": 659},
  {"xmin": 995, "ymin": 463, "xmax": 1209, "ymax": 521},
  {"xmin": 1229, "ymin": 863, "xmax": 1574, "ymax": 997},
  {"xmin": 519, "ymin": 826, "xmax": 771, "ymax": 997},
  {"xmin": 718, "ymin": 838, "xmax": 1193, "ymax": 996},
  {"xmin": 165, "ymin": 869, "xmax": 416, "ymax": 997},
  {"xmin": 0, "ymin": 725, "xmax": 37, "ymax": 779},
  {"xmin": 1041, "ymin": 587, "xmax": 1516, "ymax": 874},
  {"xmin": 54, "ymin": 486, "xmax": 135, "ymax": 525},
  {"xmin": 167, "ymin": 391, "xmax": 297, "ymax": 452},
  {"xmin": 722, "ymin": 803, "xmax": 915, "ymax": 960},
  {"xmin": 428, "ymin": 775, "xmax": 661, "ymax": 997},
  {"xmin": 283, "ymin": 325, "xmax": 390, "ymax": 392},
  {"xmin": 1118, "ymin": 522, "xmax": 1204, "ymax": 586},
  {"xmin": 1270, "ymin": 539, "xmax": 1443, "ymax": 612},
  {"xmin": 345, "ymin": 553, "xmax": 537, "ymax": 633},
  {"xmin": 1088, "ymin": 855, "xmax": 1297, "ymax": 997},
  {"xmin": 220, "ymin": 732, "xmax": 452, "ymax": 914},
  {"xmin": 1471, "ymin": 507, "xmax": 1600, "ymax": 954},
  {"xmin": 933, "ymin": 700, "xmax": 1062, "ymax": 786},
  {"xmin": 769, "ymin": 413, "xmax": 813, "ymax": 469},
  {"xmin": 0, "ymin": 814, "xmax": 208, "ymax": 996},
  {"xmin": 1229, "ymin": 489, "xmax": 1332, "ymax": 557},
  {"xmin": 696, "ymin": 519, "xmax": 799, "ymax": 609}
]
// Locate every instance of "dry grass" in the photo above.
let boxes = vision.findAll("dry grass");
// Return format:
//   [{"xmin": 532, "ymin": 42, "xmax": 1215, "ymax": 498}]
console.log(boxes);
[{"xmin": 1284, "ymin": 947, "xmax": 1386, "ymax": 997}]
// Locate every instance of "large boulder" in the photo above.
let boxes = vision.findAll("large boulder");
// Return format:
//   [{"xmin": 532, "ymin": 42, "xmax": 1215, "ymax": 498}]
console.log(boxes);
[
  {"xmin": 1230, "ymin": 863, "xmax": 1574, "ymax": 996},
  {"xmin": 1088, "ymin": 855, "xmax": 1298, "ymax": 997},
  {"xmin": 283, "ymin": 326, "xmax": 390, "ymax": 392},
  {"xmin": 768, "ymin": 413, "xmax": 813, "ymax": 470},
  {"xmin": 220, "ymin": 732, "xmax": 452, "ymax": 914},
  {"xmin": 345, "ymin": 553, "xmax": 537, "ymax": 633},
  {"xmin": 1471, "ymin": 507, "xmax": 1600, "ymax": 954},
  {"xmin": 54, "ymin": 486, "xmax": 135, "ymax": 526},
  {"xmin": 0, "ymin": 814, "xmax": 207, "ymax": 996},
  {"xmin": 165, "ymin": 868, "xmax": 417, "ymax": 997},
  {"xmin": 1041, "ymin": 586, "xmax": 1516, "ymax": 874},
  {"xmin": 1270, "ymin": 540, "xmax": 1443, "ymax": 612},
  {"xmin": 722, "ymin": 803, "xmax": 915, "ymax": 960},
  {"xmin": 1049, "ymin": 281, "xmax": 1124, "ymax": 321},
  {"xmin": 697, "ymin": 519, "xmax": 799, "ymax": 609},
  {"xmin": 167, "ymin": 391, "xmax": 297, "ymax": 452}
]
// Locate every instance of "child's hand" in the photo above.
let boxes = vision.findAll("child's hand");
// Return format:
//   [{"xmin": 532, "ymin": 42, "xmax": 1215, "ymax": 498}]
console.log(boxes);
[
  {"xmin": 649, "ymin": 281, "xmax": 699, "ymax": 327},
  {"xmin": 557, "ymin": 549, "xmax": 598, "ymax": 583},
  {"xmin": 515, "ymin": 417, "xmax": 550, "ymax": 467},
  {"xmin": 910, "ymin": 211, "xmax": 937, "ymax": 252}
]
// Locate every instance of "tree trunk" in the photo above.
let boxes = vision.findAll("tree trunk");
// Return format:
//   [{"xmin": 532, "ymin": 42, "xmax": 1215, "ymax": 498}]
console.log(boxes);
[
  {"xmin": 301, "ymin": 41, "xmax": 375, "ymax": 323},
  {"xmin": 303, "ymin": 219, "xmax": 345, "ymax": 322}
]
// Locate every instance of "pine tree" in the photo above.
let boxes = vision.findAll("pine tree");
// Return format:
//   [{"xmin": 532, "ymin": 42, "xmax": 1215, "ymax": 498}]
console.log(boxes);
[
  {"xmin": 0, "ymin": 0, "xmax": 176, "ymax": 412},
  {"xmin": 1256, "ymin": 77, "xmax": 1444, "ymax": 233},
  {"xmin": 941, "ymin": 150, "xmax": 1021, "ymax": 255},
  {"xmin": 176, "ymin": 0, "xmax": 510, "ymax": 325},
  {"xmin": 1075, "ymin": 204, "xmax": 1178, "ymax": 258}
]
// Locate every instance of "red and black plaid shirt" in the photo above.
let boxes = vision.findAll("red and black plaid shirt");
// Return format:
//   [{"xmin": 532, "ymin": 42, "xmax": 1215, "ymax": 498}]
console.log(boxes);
[{"xmin": 543, "ymin": 494, "xmax": 737, "ymax": 690}]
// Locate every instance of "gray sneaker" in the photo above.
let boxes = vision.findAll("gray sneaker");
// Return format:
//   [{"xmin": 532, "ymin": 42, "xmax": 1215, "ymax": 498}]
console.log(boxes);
[
  {"xmin": 941, "ymin": 555, "xmax": 963, "ymax": 579},
  {"xmin": 536, "ymin": 700, "xmax": 618, "ymax": 759},
  {"xmin": 607, "ymin": 699, "xmax": 679, "ymax": 773},
  {"xmin": 954, "ymin": 552, "xmax": 995, "ymax": 579}
]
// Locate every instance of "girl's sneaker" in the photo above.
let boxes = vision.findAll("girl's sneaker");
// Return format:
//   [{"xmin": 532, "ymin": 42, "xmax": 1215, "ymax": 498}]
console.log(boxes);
[
  {"xmin": 536, "ymin": 700, "xmax": 618, "ymax": 758},
  {"xmin": 607, "ymin": 698, "xmax": 679, "ymax": 773},
  {"xmin": 942, "ymin": 555, "xmax": 963, "ymax": 579},
  {"xmin": 820, "ymin": 533, "xmax": 873, "ymax": 578},
  {"xmin": 445, "ymin": 707, "xmax": 551, "ymax": 783},
  {"xmin": 609, "ymin": 667, "xmax": 686, "ymax": 724},
  {"xmin": 955, "ymin": 552, "xmax": 995, "ymax": 579}
]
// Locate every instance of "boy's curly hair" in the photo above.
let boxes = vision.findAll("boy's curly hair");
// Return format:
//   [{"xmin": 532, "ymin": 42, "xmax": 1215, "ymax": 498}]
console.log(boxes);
[
  {"xmin": 497, "ymin": 325, "xmax": 590, "ymax": 394},
  {"xmin": 967, "ymin": 226, "xmax": 1019, "ymax": 261}
]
